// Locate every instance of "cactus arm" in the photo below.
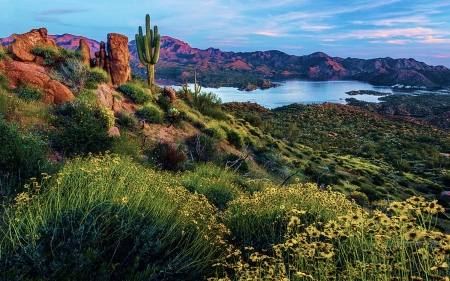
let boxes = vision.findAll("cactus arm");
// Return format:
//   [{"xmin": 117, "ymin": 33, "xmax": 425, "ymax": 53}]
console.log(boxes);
[{"xmin": 135, "ymin": 34, "xmax": 149, "ymax": 66}]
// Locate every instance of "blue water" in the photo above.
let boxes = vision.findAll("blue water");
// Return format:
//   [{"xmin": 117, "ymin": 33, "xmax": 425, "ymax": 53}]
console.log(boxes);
[{"xmin": 172, "ymin": 79, "xmax": 394, "ymax": 109}]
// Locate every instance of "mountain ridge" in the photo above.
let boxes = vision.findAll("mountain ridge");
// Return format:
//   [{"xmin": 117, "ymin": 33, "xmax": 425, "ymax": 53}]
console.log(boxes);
[{"xmin": 2, "ymin": 32, "xmax": 450, "ymax": 88}]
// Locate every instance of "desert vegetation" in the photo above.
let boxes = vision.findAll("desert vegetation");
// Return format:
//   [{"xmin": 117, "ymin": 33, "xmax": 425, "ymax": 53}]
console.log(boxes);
[{"xmin": 0, "ymin": 27, "xmax": 449, "ymax": 280}]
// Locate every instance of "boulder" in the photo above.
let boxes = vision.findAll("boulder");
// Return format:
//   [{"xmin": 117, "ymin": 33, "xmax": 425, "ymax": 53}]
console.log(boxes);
[
  {"xmin": 108, "ymin": 126, "xmax": 121, "ymax": 138},
  {"xmin": 2, "ymin": 60, "xmax": 74, "ymax": 105},
  {"xmin": 43, "ymin": 80, "xmax": 75, "ymax": 105},
  {"xmin": 163, "ymin": 86, "xmax": 176, "ymax": 103},
  {"xmin": 96, "ymin": 83, "xmax": 123, "ymax": 112},
  {"xmin": 76, "ymin": 38, "xmax": 91, "ymax": 66},
  {"xmin": 107, "ymin": 33, "xmax": 131, "ymax": 86},
  {"xmin": 8, "ymin": 28, "xmax": 56, "ymax": 62},
  {"xmin": 3, "ymin": 61, "xmax": 50, "ymax": 88}
]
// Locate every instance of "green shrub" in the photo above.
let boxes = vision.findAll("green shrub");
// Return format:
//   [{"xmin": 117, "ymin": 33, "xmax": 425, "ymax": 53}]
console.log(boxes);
[
  {"xmin": 186, "ymin": 134, "xmax": 218, "ymax": 163},
  {"xmin": 0, "ymin": 72, "xmax": 9, "ymax": 90},
  {"xmin": 98, "ymin": 105, "xmax": 115, "ymax": 129},
  {"xmin": 152, "ymin": 141, "xmax": 188, "ymax": 171},
  {"xmin": 243, "ymin": 112, "xmax": 263, "ymax": 128},
  {"xmin": 0, "ymin": 119, "xmax": 50, "ymax": 194},
  {"xmin": 50, "ymin": 100, "xmax": 113, "ymax": 157},
  {"xmin": 31, "ymin": 45, "xmax": 80, "ymax": 66},
  {"xmin": 117, "ymin": 83, "xmax": 151, "ymax": 104},
  {"xmin": 202, "ymin": 107, "xmax": 229, "ymax": 120},
  {"xmin": 193, "ymin": 92, "xmax": 222, "ymax": 113},
  {"xmin": 136, "ymin": 104, "xmax": 163, "ymax": 124},
  {"xmin": 116, "ymin": 110, "xmax": 138, "ymax": 129},
  {"xmin": 17, "ymin": 85, "xmax": 44, "ymax": 102},
  {"xmin": 227, "ymin": 129, "xmax": 244, "ymax": 149},
  {"xmin": 84, "ymin": 67, "xmax": 110, "ymax": 89},
  {"xmin": 179, "ymin": 164, "xmax": 243, "ymax": 210},
  {"xmin": 204, "ymin": 122, "xmax": 227, "ymax": 140},
  {"xmin": 50, "ymin": 58, "xmax": 89, "ymax": 93},
  {"xmin": 75, "ymin": 89, "xmax": 98, "ymax": 104}
]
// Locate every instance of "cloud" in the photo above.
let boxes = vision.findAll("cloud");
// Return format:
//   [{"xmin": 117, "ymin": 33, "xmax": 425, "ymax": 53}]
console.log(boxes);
[
  {"xmin": 37, "ymin": 8, "xmax": 88, "ymax": 15},
  {"xmin": 253, "ymin": 31, "xmax": 290, "ymax": 37},
  {"xmin": 418, "ymin": 36, "xmax": 450, "ymax": 44},
  {"xmin": 387, "ymin": 40, "xmax": 410, "ymax": 44}
]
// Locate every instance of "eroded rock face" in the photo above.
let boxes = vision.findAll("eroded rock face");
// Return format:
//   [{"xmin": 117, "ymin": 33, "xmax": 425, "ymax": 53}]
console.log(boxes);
[
  {"xmin": 76, "ymin": 38, "xmax": 91, "ymax": 66},
  {"xmin": 2, "ymin": 60, "xmax": 74, "ymax": 105},
  {"xmin": 44, "ymin": 80, "xmax": 75, "ymax": 104},
  {"xmin": 163, "ymin": 86, "xmax": 176, "ymax": 103},
  {"xmin": 8, "ymin": 28, "xmax": 56, "ymax": 62},
  {"xmin": 107, "ymin": 33, "xmax": 131, "ymax": 86},
  {"xmin": 96, "ymin": 83, "xmax": 123, "ymax": 112}
]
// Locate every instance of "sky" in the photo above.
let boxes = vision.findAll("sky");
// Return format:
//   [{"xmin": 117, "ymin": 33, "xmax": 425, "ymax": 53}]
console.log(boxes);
[{"xmin": 1, "ymin": 0, "xmax": 450, "ymax": 67}]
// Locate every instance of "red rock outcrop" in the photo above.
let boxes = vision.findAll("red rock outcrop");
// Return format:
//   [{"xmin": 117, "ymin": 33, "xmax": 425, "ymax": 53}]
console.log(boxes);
[
  {"xmin": 163, "ymin": 86, "xmax": 176, "ymax": 103},
  {"xmin": 96, "ymin": 83, "xmax": 123, "ymax": 112},
  {"xmin": 107, "ymin": 33, "xmax": 131, "ymax": 86},
  {"xmin": 76, "ymin": 38, "xmax": 91, "ymax": 66},
  {"xmin": 2, "ymin": 60, "xmax": 75, "ymax": 104},
  {"xmin": 8, "ymin": 28, "xmax": 56, "ymax": 62}
]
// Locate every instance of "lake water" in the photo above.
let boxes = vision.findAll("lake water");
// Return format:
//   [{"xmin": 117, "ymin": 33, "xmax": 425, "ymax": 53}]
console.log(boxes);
[{"xmin": 172, "ymin": 79, "xmax": 394, "ymax": 109}]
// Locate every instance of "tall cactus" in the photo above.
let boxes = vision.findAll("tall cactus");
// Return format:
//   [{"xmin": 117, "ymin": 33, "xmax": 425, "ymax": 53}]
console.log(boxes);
[
  {"xmin": 135, "ymin": 14, "xmax": 160, "ymax": 86},
  {"xmin": 193, "ymin": 69, "xmax": 201, "ymax": 96}
]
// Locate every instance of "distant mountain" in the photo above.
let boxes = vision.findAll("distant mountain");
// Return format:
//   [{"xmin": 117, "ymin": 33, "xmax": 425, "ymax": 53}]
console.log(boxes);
[{"xmin": 2, "ymin": 33, "xmax": 450, "ymax": 88}]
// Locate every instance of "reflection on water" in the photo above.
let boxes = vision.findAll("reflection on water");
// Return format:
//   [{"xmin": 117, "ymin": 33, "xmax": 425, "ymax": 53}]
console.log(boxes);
[{"xmin": 172, "ymin": 79, "xmax": 394, "ymax": 109}]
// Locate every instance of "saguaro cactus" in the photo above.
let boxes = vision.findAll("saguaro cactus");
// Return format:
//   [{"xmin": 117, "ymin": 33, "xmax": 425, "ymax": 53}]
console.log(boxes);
[{"xmin": 135, "ymin": 14, "xmax": 160, "ymax": 86}]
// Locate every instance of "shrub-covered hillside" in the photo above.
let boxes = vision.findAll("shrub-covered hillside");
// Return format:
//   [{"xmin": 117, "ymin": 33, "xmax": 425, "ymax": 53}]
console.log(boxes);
[{"xmin": 0, "ymin": 44, "xmax": 449, "ymax": 280}]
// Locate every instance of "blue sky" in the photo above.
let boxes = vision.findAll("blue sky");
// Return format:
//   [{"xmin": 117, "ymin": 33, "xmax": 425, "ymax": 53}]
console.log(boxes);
[{"xmin": 2, "ymin": 0, "xmax": 450, "ymax": 67}]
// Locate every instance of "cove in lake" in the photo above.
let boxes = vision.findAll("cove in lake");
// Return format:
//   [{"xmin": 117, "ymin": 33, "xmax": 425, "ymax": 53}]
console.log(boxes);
[{"xmin": 173, "ymin": 79, "xmax": 394, "ymax": 109}]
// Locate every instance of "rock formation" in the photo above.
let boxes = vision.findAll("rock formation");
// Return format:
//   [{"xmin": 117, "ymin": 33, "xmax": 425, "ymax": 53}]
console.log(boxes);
[
  {"xmin": 7, "ymin": 28, "xmax": 56, "ymax": 62},
  {"xmin": 96, "ymin": 83, "xmax": 123, "ymax": 112},
  {"xmin": 94, "ymin": 41, "xmax": 108, "ymax": 70},
  {"xmin": 93, "ymin": 34, "xmax": 131, "ymax": 86},
  {"xmin": 107, "ymin": 33, "xmax": 131, "ymax": 86},
  {"xmin": 163, "ymin": 86, "xmax": 176, "ymax": 103},
  {"xmin": 76, "ymin": 38, "xmax": 91, "ymax": 66},
  {"xmin": 0, "ymin": 28, "xmax": 75, "ymax": 105},
  {"xmin": 0, "ymin": 59, "xmax": 74, "ymax": 105}
]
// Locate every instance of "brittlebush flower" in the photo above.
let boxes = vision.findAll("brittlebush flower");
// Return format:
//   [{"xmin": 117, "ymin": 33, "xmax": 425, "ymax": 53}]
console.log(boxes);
[{"xmin": 404, "ymin": 230, "xmax": 424, "ymax": 241}]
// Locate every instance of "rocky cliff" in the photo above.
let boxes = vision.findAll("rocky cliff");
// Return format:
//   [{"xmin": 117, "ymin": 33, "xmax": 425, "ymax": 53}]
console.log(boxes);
[{"xmin": 2, "ymin": 33, "xmax": 450, "ymax": 88}]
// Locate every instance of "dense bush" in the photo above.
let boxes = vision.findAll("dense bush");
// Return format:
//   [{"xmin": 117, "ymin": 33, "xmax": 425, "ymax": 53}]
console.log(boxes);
[
  {"xmin": 186, "ymin": 134, "xmax": 218, "ymax": 163},
  {"xmin": 31, "ymin": 45, "xmax": 80, "ymax": 66},
  {"xmin": 85, "ymin": 67, "xmax": 110, "ymax": 88},
  {"xmin": 117, "ymin": 83, "xmax": 151, "ymax": 104},
  {"xmin": 0, "ymin": 119, "xmax": 50, "ymax": 194},
  {"xmin": 50, "ymin": 100, "xmax": 113, "ymax": 157},
  {"xmin": 204, "ymin": 122, "xmax": 227, "ymax": 140},
  {"xmin": 152, "ymin": 141, "xmax": 188, "ymax": 171},
  {"xmin": 116, "ymin": 110, "xmax": 138, "ymax": 129},
  {"xmin": 135, "ymin": 104, "xmax": 163, "ymax": 124},
  {"xmin": 193, "ymin": 92, "xmax": 222, "ymax": 112},
  {"xmin": 50, "ymin": 58, "xmax": 89, "ymax": 93},
  {"xmin": 17, "ymin": 85, "xmax": 44, "ymax": 102},
  {"xmin": 227, "ymin": 129, "xmax": 244, "ymax": 149}
]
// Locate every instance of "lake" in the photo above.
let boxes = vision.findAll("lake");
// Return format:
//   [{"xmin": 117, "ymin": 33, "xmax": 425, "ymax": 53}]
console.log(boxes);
[{"xmin": 172, "ymin": 79, "xmax": 394, "ymax": 109}]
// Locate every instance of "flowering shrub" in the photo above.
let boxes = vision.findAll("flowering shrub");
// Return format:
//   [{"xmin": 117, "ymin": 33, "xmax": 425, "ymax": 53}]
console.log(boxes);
[{"xmin": 50, "ymin": 100, "xmax": 113, "ymax": 156}]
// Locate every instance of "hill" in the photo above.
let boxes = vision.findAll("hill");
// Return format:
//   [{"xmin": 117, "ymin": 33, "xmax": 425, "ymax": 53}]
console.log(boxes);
[
  {"xmin": 2, "ymin": 33, "xmax": 450, "ymax": 89},
  {"xmin": 1, "ymin": 29, "xmax": 450, "ymax": 280}
]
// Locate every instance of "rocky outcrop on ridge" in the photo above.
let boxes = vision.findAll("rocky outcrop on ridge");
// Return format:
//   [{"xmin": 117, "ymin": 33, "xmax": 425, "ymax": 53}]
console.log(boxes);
[{"xmin": 3, "ymin": 33, "xmax": 450, "ymax": 88}]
